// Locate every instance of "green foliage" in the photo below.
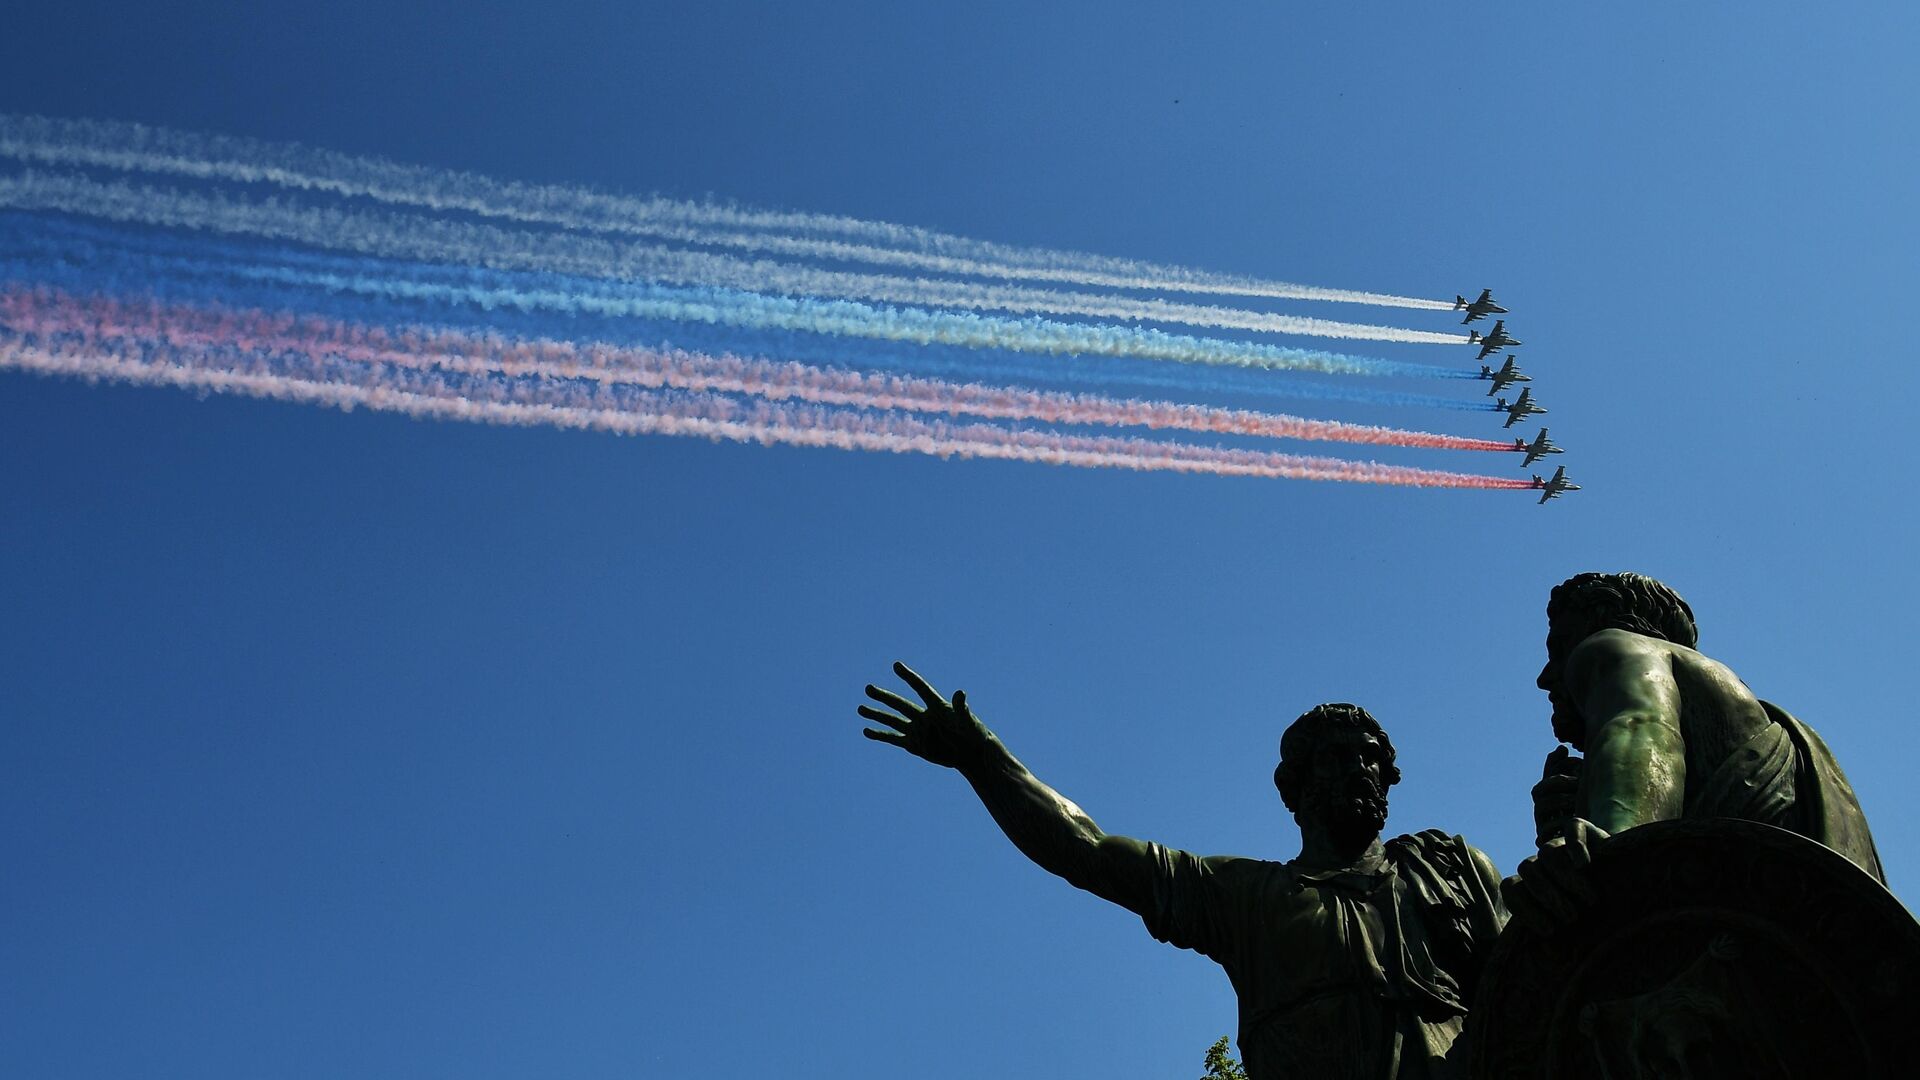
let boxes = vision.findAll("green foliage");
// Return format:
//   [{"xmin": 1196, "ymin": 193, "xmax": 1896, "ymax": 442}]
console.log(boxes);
[{"xmin": 1199, "ymin": 1036, "xmax": 1247, "ymax": 1080}]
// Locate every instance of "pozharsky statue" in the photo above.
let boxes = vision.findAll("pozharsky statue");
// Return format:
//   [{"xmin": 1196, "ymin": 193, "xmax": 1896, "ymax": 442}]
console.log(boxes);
[
  {"xmin": 1506, "ymin": 571, "xmax": 1885, "ymax": 928},
  {"xmin": 1474, "ymin": 573, "xmax": 1908, "ymax": 1080},
  {"xmin": 860, "ymin": 662, "xmax": 1507, "ymax": 1080}
]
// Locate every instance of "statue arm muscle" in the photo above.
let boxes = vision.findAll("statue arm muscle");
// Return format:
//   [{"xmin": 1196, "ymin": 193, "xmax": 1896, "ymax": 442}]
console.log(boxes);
[
  {"xmin": 959, "ymin": 740, "xmax": 1159, "ymax": 915},
  {"xmin": 1567, "ymin": 633, "xmax": 1686, "ymax": 833},
  {"xmin": 861, "ymin": 662, "xmax": 1159, "ymax": 917}
]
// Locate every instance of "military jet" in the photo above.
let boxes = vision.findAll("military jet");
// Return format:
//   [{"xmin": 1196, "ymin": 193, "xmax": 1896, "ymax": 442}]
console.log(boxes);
[
  {"xmin": 1496, "ymin": 387, "xmax": 1546, "ymax": 428},
  {"xmin": 1478, "ymin": 356, "xmax": 1529, "ymax": 397},
  {"xmin": 1511, "ymin": 427, "xmax": 1563, "ymax": 467},
  {"xmin": 1454, "ymin": 288, "xmax": 1508, "ymax": 324},
  {"xmin": 1468, "ymin": 319, "xmax": 1521, "ymax": 360},
  {"xmin": 1532, "ymin": 465, "xmax": 1581, "ymax": 505}
]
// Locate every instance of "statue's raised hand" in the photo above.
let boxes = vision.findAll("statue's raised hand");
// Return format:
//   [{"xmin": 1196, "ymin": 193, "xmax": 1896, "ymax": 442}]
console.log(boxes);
[
  {"xmin": 861, "ymin": 661, "xmax": 993, "ymax": 771},
  {"xmin": 1532, "ymin": 745, "xmax": 1585, "ymax": 848}
]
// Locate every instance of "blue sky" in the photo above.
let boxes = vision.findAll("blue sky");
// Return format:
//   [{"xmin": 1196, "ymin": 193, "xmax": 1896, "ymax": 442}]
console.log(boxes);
[{"xmin": 3, "ymin": 4, "xmax": 1917, "ymax": 1077}]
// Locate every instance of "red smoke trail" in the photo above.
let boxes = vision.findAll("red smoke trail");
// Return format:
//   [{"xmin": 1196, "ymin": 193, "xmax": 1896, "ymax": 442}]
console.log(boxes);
[
  {"xmin": 0, "ymin": 287, "xmax": 1519, "ymax": 454},
  {"xmin": 0, "ymin": 289, "xmax": 1537, "ymax": 489}
]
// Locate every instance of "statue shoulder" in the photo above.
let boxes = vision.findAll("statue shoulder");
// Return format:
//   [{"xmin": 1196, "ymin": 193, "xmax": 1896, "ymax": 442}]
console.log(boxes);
[
  {"xmin": 1387, "ymin": 831, "xmax": 1507, "ymax": 940},
  {"xmin": 1564, "ymin": 629, "xmax": 1677, "ymax": 693},
  {"xmin": 1388, "ymin": 829, "xmax": 1497, "ymax": 885},
  {"xmin": 1154, "ymin": 846, "xmax": 1283, "ymax": 885},
  {"xmin": 1569, "ymin": 627, "xmax": 1669, "ymax": 666}
]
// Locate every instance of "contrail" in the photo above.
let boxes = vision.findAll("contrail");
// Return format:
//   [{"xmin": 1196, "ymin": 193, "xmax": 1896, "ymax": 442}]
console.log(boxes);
[
  {"xmin": 0, "ymin": 114, "xmax": 1455, "ymax": 311},
  {"xmin": 0, "ymin": 245, "xmax": 1487, "ymax": 414},
  {"xmin": 0, "ymin": 287, "xmax": 1517, "ymax": 453},
  {"xmin": 0, "ymin": 222, "xmax": 1489, "ymax": 412},
  {"xmin": 0, "ymin": 171, "xmax": 1469, "ymax": 344},
  {"xmin": 0, "ymin": 215, "xmax": 1466, "ymax": 377},
  {"xmin": 0, "ymin": 331, "xmax": 1535, "ymax": 488}
]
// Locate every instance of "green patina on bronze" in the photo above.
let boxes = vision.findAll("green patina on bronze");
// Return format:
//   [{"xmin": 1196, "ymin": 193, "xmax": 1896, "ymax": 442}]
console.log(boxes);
[
  {"xmin": 864, "ymin": 572, "xmax": 1909, "ymax": 1080},
  {"xmin": 1509, "ymin": 571, "xmax": 1885, "ymax": 935},
  {"xmin": 862, "ymin": 670, "xmax": 1505, "ymax": 1080}
]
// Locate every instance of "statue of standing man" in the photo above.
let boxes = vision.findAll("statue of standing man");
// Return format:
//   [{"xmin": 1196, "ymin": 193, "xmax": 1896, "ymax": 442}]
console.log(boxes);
[{"xmin": 861, "ymin": 662, "xmax": 1507, "ymax": 1080}]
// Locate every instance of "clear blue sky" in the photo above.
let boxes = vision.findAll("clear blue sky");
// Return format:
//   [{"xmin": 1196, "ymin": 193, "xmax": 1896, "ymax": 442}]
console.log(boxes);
[{"xmin": 3, "ymin": 4, "xmax": 1917, "ymax": 1077}]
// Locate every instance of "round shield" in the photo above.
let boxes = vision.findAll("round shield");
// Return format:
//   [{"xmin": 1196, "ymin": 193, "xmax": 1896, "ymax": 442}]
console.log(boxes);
[{"xmin": 1470, "ymin": 818, "xmax": 1919, "ymax": 1080}]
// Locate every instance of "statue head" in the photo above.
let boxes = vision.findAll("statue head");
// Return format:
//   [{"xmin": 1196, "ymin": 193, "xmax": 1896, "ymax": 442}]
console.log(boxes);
[
  {"xmin": 1540, "ymin": 572, "xmax": 1698, "ymax": 745},
  {"xmin": 1274, "ymin": 703, "xmax": 1401, "ymax": 847}
]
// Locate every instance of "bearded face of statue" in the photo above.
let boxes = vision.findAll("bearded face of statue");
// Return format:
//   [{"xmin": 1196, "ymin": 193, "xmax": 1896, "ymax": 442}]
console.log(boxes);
[{"xmin": 1289, "ymin": 726, "xmax": 1392, "ymax": 847}]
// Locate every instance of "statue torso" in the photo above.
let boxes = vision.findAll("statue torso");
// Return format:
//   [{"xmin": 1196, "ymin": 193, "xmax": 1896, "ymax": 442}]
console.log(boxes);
[{"xmin": 1138, "ymin": 831, "xmax": 1503, "ymax": 1080}]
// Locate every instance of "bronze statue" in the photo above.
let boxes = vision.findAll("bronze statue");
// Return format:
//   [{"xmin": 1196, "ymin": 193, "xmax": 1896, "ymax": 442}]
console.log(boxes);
[
  {"xmin": 1506, "ymin": 571, "xmax": 1884, "ymax": 931},
  {"xmin": 861, "ymin": 662, "xmax": 1507, "ymax": 1080}
]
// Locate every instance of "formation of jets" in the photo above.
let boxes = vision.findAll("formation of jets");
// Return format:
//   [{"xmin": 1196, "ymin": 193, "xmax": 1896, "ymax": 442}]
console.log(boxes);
[{"xmin": 1453, "ymin": 289, "xmax": 1579, "ymax": 505}]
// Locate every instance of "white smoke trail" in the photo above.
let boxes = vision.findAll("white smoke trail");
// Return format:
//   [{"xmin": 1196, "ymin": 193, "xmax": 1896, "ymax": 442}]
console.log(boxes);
[
  {"xmin": 0, "ymin": 114, "xmax": 1454, "ymax": 310},
  {"xmin": 0, "ymin": 212, "xmax": 1457, "ymax": 377},
  {"xmin": 0, "ymin": 170, "xmax": 1467, "ymax": 344}
]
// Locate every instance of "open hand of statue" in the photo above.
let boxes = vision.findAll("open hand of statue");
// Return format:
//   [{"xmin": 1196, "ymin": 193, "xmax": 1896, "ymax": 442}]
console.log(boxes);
[{"xmin": 860, "ymin": 661, "xmax": 993, "ymax": 771}]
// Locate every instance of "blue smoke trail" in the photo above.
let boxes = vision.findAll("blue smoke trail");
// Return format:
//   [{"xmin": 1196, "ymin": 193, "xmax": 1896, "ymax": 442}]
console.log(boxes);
[
  {"xmin": 0, "ymin": 213, "xmax": 1486, "ymax": 412},
  {"xmin": 0, "ymin": 211, "xmax": 1474, "ymax": 380}
]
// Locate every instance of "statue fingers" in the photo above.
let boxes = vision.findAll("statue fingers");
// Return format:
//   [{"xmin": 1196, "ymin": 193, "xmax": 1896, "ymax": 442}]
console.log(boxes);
[
  {"xmin": 861, "ymin": 726, "xmax": 909, "ymax": 748},
  {"xmin": 1567, "ymin": 818, "xmax": 1610, "ymax": 849},
  {"xmin": 857, "ymin": 703, "xmax": 913, "ymax": 731},
  {"xmin": 1541, "ymin": 744, "xmax": 1582, "ymax": 780},
  {"xmin": 1531, "ymin": 774, "xmax": 1579, "ymax": 802},
  {"xmin": 1534, "ymin": 815, "xmax": 1574, "ymax": 850},
  {"xmin": 1562, "ymin": 832, "xmax": 1594, "ymax": 871},
  {"xmin": 1562, "ymin": 817, "xmax": 1605, "ymax": 853},
  {"xmin": 892, "ymin": 661, "xmax": 947, "ymax": 708},
  {"xmin": 864, "ymin": 684, "xmax": 924, "ymax": 719}
]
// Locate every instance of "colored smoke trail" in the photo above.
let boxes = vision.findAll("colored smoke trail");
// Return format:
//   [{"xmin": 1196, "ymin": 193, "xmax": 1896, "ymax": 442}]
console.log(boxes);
[
  {"xmin": 0, "ymin": 118, "xmax": 1546, "ymax": 491},
  {"xmin": 0, "ymin": 249, "xmax": 1483, "ymax": 413},
  {"xmin": 0, "ymin": 214, "xmax": 1487, "ymax": 411},
  {"xmin": 0, "ymin": 213, "xmax": 1464, "ymax": 378},
  {"xmin": 0, "ymin": 171, "xmax": 1468, "ymax": 344},
  {"xmin": 0, "ymin": 114, "xmax": 1455, "ymax": 311},
  {"xmin": 0, "ymin": 330, "xmax": 1536, "ymax": 488},
  {"xmin": 0, "ymin": 287, "xmax": 1518, "ymax": 453}
]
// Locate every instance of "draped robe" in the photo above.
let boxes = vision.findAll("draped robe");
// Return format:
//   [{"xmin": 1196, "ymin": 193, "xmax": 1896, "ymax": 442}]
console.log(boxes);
[
  {"xmin": 1683, "ymin": 700, "xmax": 1885, "ymax": 883},
  {"xmin": 1136, "ymin": 830, "xmax": 1506, "ymax": 1080}
]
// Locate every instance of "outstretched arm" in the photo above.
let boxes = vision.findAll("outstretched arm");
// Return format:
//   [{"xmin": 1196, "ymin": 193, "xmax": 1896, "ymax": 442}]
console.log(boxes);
[
  {"xmin": 861, "ymin": 662, "xmax": 1159, "ymax": 916},
  {"xmin": 1565, "ymin": 631, "xmax": 1686, "ymax": 834}
]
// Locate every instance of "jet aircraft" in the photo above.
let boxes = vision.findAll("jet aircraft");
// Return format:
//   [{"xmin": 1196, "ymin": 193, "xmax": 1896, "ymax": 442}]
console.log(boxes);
[
  {"xmin": 1532, "ymin": 465, "xmax": 1580, "ymax": 505},
  {"xmin": 1478, "ymin": 356, "xmax": 1529, "ymax": 397},
  {"xmin": 1468, "ymin": 319, "xmax": 1521, "ymax": 360},
  {"xmin": 1511, "ymin": 427, "xmax": 1562, "ymax": 467},
  {"xmin": 1453, "ymin": 288, "xmax": 1508, "ymax": 324},
  {"xmin": 1496, "ymin": 387, "xmax": 1546, "ymax": 428}
]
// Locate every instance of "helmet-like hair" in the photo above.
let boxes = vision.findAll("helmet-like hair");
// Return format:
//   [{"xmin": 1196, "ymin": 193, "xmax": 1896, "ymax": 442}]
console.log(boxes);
[
  {"xmin": 1273, "ymin": 702, "xmax": 1401, "ymax": 813},
  {"xmin": 1547, "ymin": 572, "xmax": 1698, "ymax": 648}
]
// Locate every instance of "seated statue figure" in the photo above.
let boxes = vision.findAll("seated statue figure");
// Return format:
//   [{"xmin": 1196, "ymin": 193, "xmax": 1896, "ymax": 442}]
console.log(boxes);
[
  {"xmin": 1507, "ymin": 571, "xmax": 1885, "ymax": 930},
  {"xmin": 861, "ymin": 663, "xmax": 1507, "ymax": 1080}
]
